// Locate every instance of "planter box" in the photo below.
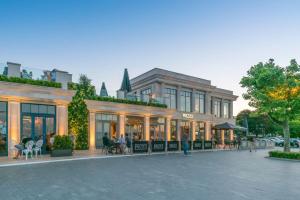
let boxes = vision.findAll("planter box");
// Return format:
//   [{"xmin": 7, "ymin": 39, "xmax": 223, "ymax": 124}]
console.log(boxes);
[
  {"xmin": 51, "ymin": 149, "xmax": 73, "ymax": 157},
  {"xmin": 167, "ymin": 141, "xmax": 179, "ymax": 151},
  {"xmin": 133, "ymin": 141, "xmax": 148, "ymax": 153}
]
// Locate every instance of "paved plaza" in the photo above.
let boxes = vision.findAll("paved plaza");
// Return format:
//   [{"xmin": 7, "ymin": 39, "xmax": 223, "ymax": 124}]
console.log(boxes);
[{"xmin": 0, "ymin": 150, "xmax": 299, "ymax": 200}]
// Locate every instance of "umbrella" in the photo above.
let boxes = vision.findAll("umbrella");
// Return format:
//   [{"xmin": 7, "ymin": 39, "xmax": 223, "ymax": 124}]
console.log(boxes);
[{"xmin": 214, "ymin": 122, "xmax": 247, "ymax": 132}]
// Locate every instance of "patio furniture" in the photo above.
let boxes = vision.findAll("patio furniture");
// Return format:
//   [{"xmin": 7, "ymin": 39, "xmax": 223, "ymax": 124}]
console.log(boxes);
[
  {"xmin": 33, "ymin": 139, "xmax": 43, "ymax": 157},
  {"xmin": 22, "ymin": 140, "xmax": 34, "ymax": 160}
]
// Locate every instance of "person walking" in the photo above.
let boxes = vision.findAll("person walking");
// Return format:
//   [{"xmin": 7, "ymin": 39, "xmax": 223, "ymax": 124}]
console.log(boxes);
[{"xmin": 182, "ymin": 132, "xmax": 189, "ymax": 156}]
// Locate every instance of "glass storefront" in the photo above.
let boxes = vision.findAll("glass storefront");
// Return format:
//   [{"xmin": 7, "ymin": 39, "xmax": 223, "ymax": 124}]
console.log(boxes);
[
  {"xmin": 0, "ymin": 102, "xmax": 7, "ymax": 156},
  {"xmin": 195, "ymin": 122, "xmax": 205, "ymax": 141},
  {"xmin": 21, "ymin": 103, "xmax": 56, "ymax": 153},
  {"xmin": 126, "ymin": 116, "xmax": 144, "ymax": 141},
  {"xmin": 150, "ymin": 117, "xmax": 165, "ymax": 141},
  {"xmin": 95, "ymin": 113, "xmax": 118, "ymax": 148},
  {"xmin": 170, "ymin": 120, "xmax": 177, "ymax": 141}
]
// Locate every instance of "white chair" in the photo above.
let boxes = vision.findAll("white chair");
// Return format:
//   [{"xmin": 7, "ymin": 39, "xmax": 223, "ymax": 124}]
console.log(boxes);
[
  {"xmin": 22, "ymin": 141, "xmax": 34, "ymax": 160},
  {"xmin": 33, "ymin": 140, "xmax": 43, "ymax": 158}
]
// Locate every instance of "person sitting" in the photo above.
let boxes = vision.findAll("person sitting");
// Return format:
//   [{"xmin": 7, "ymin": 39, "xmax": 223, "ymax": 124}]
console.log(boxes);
[{"xmin": 102, "ymin": 133, "xmax": 112, "ymax": 154}]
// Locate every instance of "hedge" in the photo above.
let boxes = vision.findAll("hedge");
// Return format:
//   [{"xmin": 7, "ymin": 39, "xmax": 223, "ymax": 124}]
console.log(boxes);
[
  {"xmin": 0, "ymin": 75, "xmax": 62, "ymax": 88},
  {"xmin": 52, "ymin": 135, "xmax": 73, "ymax": 150},
  {"xmin": 89, "ymin": 96, "xmax": 168, "ymax": 108},
  {"xmin": 269, "ymin": 151, "xmax": 300, "ymax": 160}
]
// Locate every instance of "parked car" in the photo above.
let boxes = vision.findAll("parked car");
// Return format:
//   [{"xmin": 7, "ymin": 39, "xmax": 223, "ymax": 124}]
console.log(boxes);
[{"xmin": 290, "ymin": 138, "xmax": 300, "ymax": 148}]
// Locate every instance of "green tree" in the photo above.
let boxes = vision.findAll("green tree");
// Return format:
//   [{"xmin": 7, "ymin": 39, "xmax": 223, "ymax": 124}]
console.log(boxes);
[
  {"xmin": 240, "ymin": 59, "xmax": 300, "ymax": 152},
  {"xmin": 68, "ymin": 74, "xmax": 95, "ymax": 150}
]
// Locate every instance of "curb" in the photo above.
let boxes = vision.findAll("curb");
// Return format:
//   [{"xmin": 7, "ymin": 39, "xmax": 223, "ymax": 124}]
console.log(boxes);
[
  {"xmin": 265, "ymin": 156, "xmax": 300, "ymax": 162},
  {"xmin": 0, "ymin": 148, "xmax": 235, "ymax": 168}
]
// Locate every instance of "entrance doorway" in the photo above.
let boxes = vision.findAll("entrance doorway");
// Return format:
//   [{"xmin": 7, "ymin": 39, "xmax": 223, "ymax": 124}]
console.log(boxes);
[
  {"xmin": 21, "ymin": 103, "xmax": 56, "ymax": 153},
  {"xmin": 95, "ymin": 113, "xmax": 118, "ymax": 148}
]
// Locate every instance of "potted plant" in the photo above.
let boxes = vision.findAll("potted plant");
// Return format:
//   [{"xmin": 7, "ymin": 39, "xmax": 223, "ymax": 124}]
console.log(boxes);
[{"xmin": 51, "ymin": 135, "xmax": 73, "ymax": 157}]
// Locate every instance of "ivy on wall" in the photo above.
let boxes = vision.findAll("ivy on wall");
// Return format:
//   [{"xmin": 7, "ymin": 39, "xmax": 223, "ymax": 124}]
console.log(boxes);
[{"xmin": 68, "ymin": 75, "xmax": 95, "ymax": 150}]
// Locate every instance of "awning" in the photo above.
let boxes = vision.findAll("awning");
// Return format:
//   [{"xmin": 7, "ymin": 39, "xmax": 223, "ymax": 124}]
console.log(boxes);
[{"xmin": 213, "ymin": 122, "xmax": 247, "ymax": 132}]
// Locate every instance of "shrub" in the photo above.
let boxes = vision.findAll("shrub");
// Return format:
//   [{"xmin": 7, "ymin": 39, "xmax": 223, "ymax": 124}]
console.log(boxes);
[
  {"xmin": 269, "ymin": 151, "xmax": 300, "ymax": 160},
  {"xmin": 52, "ymin": 135, "xmax": 73, "ymax": 150},
  {"xmin": 89, "ymin": 96, "xmax": 168, "ymax": 108},
  {"xmin": 0, "ymin": 75, "xmax": 61, "ymax": 88}
]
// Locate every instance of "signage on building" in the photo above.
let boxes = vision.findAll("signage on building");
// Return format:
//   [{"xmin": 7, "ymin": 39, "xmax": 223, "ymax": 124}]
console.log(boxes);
[
  {"xmin": 167, "ymin": 141, "xmax": 179, "ymax": 151},
  {"xmin": 151, "ymin": 141, "xmax": 165, "ymax": 152},
  {"xmin": 182, "ymin": 113, "xmax": 194, "ymax": 119},
  {"xmin": 193, "ymin": 141, "xmax": 203, "ymax": 150},
  {"xmin": 133, "ymin": 141, "xmax": 148, "ymax": 153},
  {"xmin": 204, "ymin": 141, "xmax": 213, "ymax": 149}
]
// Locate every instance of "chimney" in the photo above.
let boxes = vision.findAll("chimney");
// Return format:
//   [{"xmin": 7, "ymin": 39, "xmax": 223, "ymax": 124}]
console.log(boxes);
[{"xmin": 7, "ymin": 62, "xmax": 21, "ymax": 78}]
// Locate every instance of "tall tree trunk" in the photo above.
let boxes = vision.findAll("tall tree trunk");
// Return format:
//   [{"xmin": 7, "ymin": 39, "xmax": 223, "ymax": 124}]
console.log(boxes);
[{"xmin": 283, "ymin": 119, "xmax": 290, "ymax": 152}]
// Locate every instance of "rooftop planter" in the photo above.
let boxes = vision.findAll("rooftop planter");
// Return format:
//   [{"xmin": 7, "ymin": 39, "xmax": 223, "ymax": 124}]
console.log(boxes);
[
  {"xmin": 89, "ymin": 96, "xmax": 168, "ymax": 108},
  {"xmin": 0, "ymin": 75, "xmax": 62, "ymax": 88}
]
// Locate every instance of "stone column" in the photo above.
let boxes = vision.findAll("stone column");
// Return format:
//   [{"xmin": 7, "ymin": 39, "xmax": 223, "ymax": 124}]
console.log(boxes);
[
  {"xmin": 230, "ymin": 129, "xmax": 234, "ymax": 141},
  {"xmin": 56, "ymin": 105, "xmax": 68, "ymax": 136},
  {"xmin": 220, "ymin": 99, "xmax": 224, "ymax": 118},
  {"xmin": 205, "ymin": 121, "xmax": 211, "ymax": 140},
  {"xmin": 177, "ymin": 120, "xmax": 181, "ymax": 150},
  {"xmin": 205, "ymin": 92, "xmax": 211, "ymax": 115},
  {"xmin": 165, "ymin": 117, "xmax": 171, "ymax": 151},
  {"xmin": 8, "ymin": 101, "xmax": 20, "ymax": 158},
  {"xmin": 192, "ymin": 89, "xmax": 196, "ymax": 112},
  {"xmin": 221, "ymin": 130, "xmax": 225, "ymax": 145},
  {"xmin": 144, "ymin": 116, "xmax": 150, "ymax": 141},
  {"xmin": 89, "ymin": 112, "xmax": 96, "ymax": 150},
  {"xmin": 119, "ymin": 114, "xmax": 126, "ymax": 137},
  {"xmin": 230, "ymin": 101, "xmax": 233, "ymax": 119},
  {"xmin": 177, "ymin": 86, "xmax": 182, "ymax": 111},
  {"xmin": 191, "ymin": 121, "xmax": 196, "ymax": 150}
]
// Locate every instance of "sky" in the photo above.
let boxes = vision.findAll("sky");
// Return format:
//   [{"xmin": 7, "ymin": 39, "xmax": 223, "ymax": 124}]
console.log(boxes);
[{"xmin": 1, "ymin": 0, "xmax": 300, "ymax": 115}]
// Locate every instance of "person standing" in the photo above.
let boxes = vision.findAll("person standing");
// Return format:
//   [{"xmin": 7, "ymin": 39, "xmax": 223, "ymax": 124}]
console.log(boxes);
[{"xmin": 182, "ymin": 132, "xmax": 189, "ymax": 155}]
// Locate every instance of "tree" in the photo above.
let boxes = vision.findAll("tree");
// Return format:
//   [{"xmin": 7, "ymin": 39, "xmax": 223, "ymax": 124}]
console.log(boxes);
[
  {"xmin": 68, "ymin": 74, "xmax": 95, "ymax": 150},
  {"xmin": 240, "ymin": 59, "xmax": 300, "ymax": 152}
]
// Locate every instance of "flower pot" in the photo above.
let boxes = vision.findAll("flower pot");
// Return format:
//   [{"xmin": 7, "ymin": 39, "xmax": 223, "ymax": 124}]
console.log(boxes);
[{"xmin": 51, "ymin": 149, "xmax": 73, "ymax": 157}]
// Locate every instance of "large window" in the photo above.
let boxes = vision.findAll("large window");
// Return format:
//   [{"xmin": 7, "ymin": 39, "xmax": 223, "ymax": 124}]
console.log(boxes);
[
  {"xmin": 95, "ymin": 113, "xmax": 118, "ymax": 148},
  {"xmin": 195, "ymin": 92, "xmax": 205, "ymax": 113},
  {"xmin": 150, "ymin": 117, "xmax": 165, "ymax": 141},
  {"xmin": 195, "ymin": 122, "xmax": 205, "ymax": 141},
  {"xmin": 21, "ymin": 103, "xmax": 56, "ymax": 153},
  {"xmin": 141, "ymin": 88, "xmax": 152, "ymax": 102},
  {"xmin": 170, "ymin": 120, "xmax": 177, "ymax": 141},
  {"xmin": 126, "ymin": 116, "xmax": 144, "ymax": 141},
  {"xmin": 180, "ymin": 91, "xmax": 192, "ymax": 112},
  {"xmin": 223, "ymin": 102, "xmax": 230, "ymax": 119},
  {"xmin": 164, "ymin": 88, "xmax": 177, "ymax": 109},
  {"xmin": 0, "ymin": 102, "xmax": 7, "ymax": 156},
  {"xmin": 213, "ymin": 99, "xmax": 221, "ymax": 118}
]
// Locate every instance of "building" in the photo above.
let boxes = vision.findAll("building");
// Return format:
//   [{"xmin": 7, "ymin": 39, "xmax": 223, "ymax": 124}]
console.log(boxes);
[
  {"xmin": 87, "ymin": 68, "xmax": 237, "ymax": 153},
  {"xmin": 0, "ymin": 62, "xmax": 237, "ymax": 157}
]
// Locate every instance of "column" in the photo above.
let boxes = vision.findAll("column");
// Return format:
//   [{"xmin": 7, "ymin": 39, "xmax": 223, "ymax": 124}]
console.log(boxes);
[
  {"xmin": 56, "ymin": 105, "xmax": 68, "ymax": 136},
  {"xmin": 230, "ymin": 101, "xmax": 233, "ymax": 119},
  {"xmin": 119, "ymin": 114, "xmax": 126, "ymax": 137},
  {"xmin": 144, "ymin": 116, "xmax": 150, "ymax": 141},
  {"xmin": 89, "ymin": 112, "xmax": 96, "ymax": 150},
  {"xmin": 165, "ymin": 117, "xmax": 171, "ymax": 151},
  {"xmin": 221, "ymin": 130, "xmax": 225, "ymax": 146},
  {"xmin": 177, "ymin": 120, "xmax": 181, "ymax": 150},
  {"xmin": 191, "ymin": 121, "xmax": 196, "ymax": 150},
  {"xmin": 192, "ymin": 89, "xmax": 196, "ymax": 112},
  {"xmin": 220, "ymin": 99, "xmax": 224, "ymax": 118},
  {"xmin": 8, "ymin": 101, "xmax": 20, "ymax": 158},
  {"xmin": 177, "ymin": 86, "xmax": 181, "ymax": 111},
  {"xmin": 205, "ymin": 121, "xmax": 211, "ymax": 140},
  {"xmin": 230, "ymin": 129, "xmax": 234, "ymax": 141},
  {"xmin": 205, "ymin": 92, "xmax": 211, "ymax": 115}
]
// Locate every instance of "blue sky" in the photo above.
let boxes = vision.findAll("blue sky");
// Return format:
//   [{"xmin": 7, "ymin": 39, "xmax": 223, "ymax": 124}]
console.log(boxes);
[{"xmin": 1, "ymin": 0, "xmax": 300, "ymax": 115}]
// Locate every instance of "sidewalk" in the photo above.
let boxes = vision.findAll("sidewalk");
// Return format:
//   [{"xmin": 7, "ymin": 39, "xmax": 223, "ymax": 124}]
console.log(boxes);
[{"xmin": 0, "ymin": 148, "xmax": 235, "ymax": 168}]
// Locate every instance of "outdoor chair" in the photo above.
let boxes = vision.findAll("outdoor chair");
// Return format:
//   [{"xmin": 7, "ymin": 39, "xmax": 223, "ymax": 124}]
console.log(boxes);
[
  {"xmin": 22, "ymin": 140, "xmax": 34, "ymax": 160},
  {"xmin": 33, "ymin": 140, "xmax": 43, "ymax": 157}
]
